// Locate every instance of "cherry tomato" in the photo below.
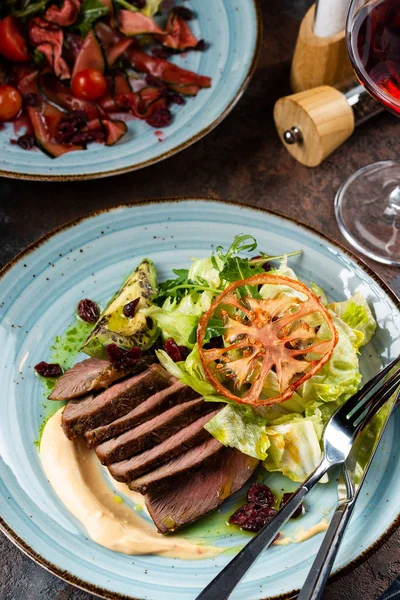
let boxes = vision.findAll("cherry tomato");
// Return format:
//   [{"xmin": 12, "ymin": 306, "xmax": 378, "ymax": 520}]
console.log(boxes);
[
  {"xmin": 71, "ymin": 69, "xmax": 107, "ymax": 101},
  {"xmin": 197, "ymin": 274, "xmax": 338, "ymax": 407},
  {"xmin": 0, "ymin": 16, "xmax": 30, "ymax": 62},
  {"xmin": 0, "ymin": 86, "xmax": 22, "ymax": 121}
]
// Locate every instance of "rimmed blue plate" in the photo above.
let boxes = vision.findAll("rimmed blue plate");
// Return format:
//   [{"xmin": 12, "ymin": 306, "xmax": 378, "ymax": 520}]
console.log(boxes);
[
  {"xmin": 1, "ymin": 199, "xmax": 399, "ymax": 600},
  {"xmin": 0, "ymin": 1, "xmax": 261, "ymax": 181}
]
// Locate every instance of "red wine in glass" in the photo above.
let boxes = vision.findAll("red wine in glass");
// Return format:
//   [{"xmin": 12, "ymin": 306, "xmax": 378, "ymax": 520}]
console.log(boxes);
[{"xmin": 350, "ymin": 0, "xmax": 400, "ymax": 114}]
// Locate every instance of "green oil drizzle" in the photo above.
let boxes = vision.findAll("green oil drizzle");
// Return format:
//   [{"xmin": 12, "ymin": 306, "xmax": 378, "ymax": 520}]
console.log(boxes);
[
  {"xmin": 35, "ymin": 319, "xmax": 94, "ymax": 448},
  {"xmin": 223, "ymin": 544, "xmax": 245, "ymax": 556}
]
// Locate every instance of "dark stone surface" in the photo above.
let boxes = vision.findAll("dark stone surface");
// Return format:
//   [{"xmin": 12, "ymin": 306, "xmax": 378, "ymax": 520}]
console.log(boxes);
[{"xmin": 0, "ymin": 1, "xmax": 399, "ymax": 599}]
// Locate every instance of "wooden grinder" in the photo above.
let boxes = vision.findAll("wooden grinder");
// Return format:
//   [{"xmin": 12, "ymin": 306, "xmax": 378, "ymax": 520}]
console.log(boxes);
[
  {"xmin": 274, "ymin": 82, "xmax": 383, "ymax": 167},
  {"xmin": 291, "ymin": 5, "xmax": 354, "ymax": 92}
]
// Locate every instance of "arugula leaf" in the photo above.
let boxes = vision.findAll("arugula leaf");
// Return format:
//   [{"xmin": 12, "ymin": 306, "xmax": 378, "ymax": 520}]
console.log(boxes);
[
  {"xmin": 216, "ymin": 234, "xmax": 258, "ymax": 262},
  {"xmin": 11, "ymin": 0, "xmax": 48, "ymax": 18},
  {"xmin": 204, "ymin": 316, "xmax": 224, "ymax": 342},
  {"xmin": 219, "ymin": 256, "xmax": 264, "ymax": 284},
  {"xmin": 73, "ymin": 0, "xmax": 109, "ymax": 37},
  {"xmin": 155, "ymin": 266, "xmax": 224, "ymax": 304},
  {"xmin": 33, "ymin": 49, "xmax": 45, "ymax": 65}
]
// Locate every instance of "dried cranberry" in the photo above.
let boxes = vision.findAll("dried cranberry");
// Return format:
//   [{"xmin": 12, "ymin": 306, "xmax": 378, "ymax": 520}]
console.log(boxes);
[
  {"xmin": 165, "ymin": 338, "xmax": 182, "ymax": 362},
  {"xmin": 34, "ymin": 361, "xmax": 63, "ymax": 378},
  {"xmin": 106, "ymin": 343, "xmax": 125, "ymax": 364},
  {"xmin": 178, "ymin": 345, "xmax": 190, "ymax": 360},
  {"xmin": 56, "ymin": 111, "xmax": 88, "ymax": 143},
  {"xmin": 247, "ymin": 483, "xmax": 275, "ymax": 508},
  {"xmin": 121, "ymin": 347, "xmax": 143, "ymax": 369},
  {"xmin": 17, "ymin": 134, "xmax": 36, "ymax": 150},
  {"xmin": 241, "ymin": 507, "xmax": 278, "ymax": 533},
  {"xmin": 229, "ymin": 503, "xmax": 255, "ymax": 527},
  {"xmin": 57, "ymin": 110, "xmax": 87, "ymax": 132},
  {"xmin": 77, "ymin": 299, "xmax": 100, "ymax": 323},
  {"xmin": 195, "ymin": 39, "xmax": 207, "ymax": 52},
  {"xmin": 173, "ymin": 6, "xmax": 194, "ymax": 20},
  {"xmin": 169, "ymin": 93, "xmax": 185, "ymax": 105},
  {"xmin": 123, "ymin": 298, "xmax": 140, "ymax": 318},
  {"xmin": 229, "ymin": 503, "xmax": 278, "ymax": 533},
  {"xmin": 146, "ymin": 108, "xmax": 172, "ymax": 128},
  {"xmin": 23, "ymin": 93, "xmax": 41, "ymax": 107},
  {"xmin": 126, "ymin": 347, "xmax": 142, "ymax": 360},
  {"xmin": 106, "ymin": 343, "xmax": 142, "ymax": 370},
  {"xmin": 281, "ymin": 492, "xmax": 304, "ymax": 519}
]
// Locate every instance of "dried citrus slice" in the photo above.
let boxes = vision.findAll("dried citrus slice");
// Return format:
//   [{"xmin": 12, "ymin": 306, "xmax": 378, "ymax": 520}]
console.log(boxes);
[{"xmin": 197, "ymin": 274, "xmax": 338, "ymax": 406}]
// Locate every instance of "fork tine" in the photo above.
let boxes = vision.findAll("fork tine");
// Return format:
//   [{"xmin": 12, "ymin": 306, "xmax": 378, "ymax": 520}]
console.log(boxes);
[
  {"xmin": 350, "ymin": 368, "xmax": 400, "ymax": 430},
  {"xmin": 339, "ymin": 354, "xmax": 400, "ymax": 415}
]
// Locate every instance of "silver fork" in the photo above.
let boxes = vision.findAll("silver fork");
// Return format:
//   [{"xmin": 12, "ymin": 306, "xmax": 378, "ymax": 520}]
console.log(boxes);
[
  {"xmin": 297, "ymin": 389, "xmax": 400, "ymax": 600},
  {"xmin": 195, "ymin": 354, "xmax": 400, "ymax": 600}
]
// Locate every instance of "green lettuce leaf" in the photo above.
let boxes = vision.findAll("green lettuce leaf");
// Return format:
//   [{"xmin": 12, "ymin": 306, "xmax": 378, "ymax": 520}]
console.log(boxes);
[
  {"xmin": 144, "ymin": 292, "xmax": 213, "ymax": 347},
  {"xmin": 188, "ymin": 257, "xmax": 224, "ymax": 290},
  {"xmin": 263, "ymin": 413, "xmax": 325, "ymax": 482},
  {"xmin": 205, "ymin": 404, "xmax": 270, "ymax": 460},
  {"xmin": 156, "ymin": 347, "xmax": 224, "ymax": 402},
  {"xmin": 259, "ymin": 257, "xmax": 305, "ymax": 299},
  {"xmin": 310, "ymin": 282, "xmax": 328, "ymax": 305},
  {"xmin": 328, "ymin": 291, "xmax": 377, "ymax": 347}
]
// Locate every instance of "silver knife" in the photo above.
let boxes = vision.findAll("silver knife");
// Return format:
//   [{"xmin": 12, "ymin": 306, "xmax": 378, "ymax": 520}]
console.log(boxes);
[{"xmin": 297, "ymin": 390, "xmax": 400, "ymax": 600}]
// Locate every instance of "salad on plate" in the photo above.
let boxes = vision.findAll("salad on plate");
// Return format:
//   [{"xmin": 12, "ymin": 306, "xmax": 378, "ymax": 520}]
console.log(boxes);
[
  {"xmin": 35, "ymin": 234, "xmax": 380, "ymax": 556},
  {"xmin": 0, "ymin": 0, "xmax": 211, "ymax": 157}
]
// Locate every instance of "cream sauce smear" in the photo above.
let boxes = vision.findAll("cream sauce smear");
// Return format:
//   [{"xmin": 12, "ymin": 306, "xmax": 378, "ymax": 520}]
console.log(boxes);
[{"xmin": 40, "ymin": 409, "xmax": 220, "ymax": 560}]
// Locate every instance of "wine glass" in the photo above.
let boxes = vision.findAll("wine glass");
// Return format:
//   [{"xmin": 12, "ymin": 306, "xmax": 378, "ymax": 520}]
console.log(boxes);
[{"xmin": 335, "ymin": 0, "xmax": 400, "ymax": 265}]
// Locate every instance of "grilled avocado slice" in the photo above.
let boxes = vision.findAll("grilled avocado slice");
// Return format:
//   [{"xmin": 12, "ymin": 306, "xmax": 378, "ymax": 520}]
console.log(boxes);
[{"xmin": 82, "ymin": 259, "xmax": 159, "ymax": 359}]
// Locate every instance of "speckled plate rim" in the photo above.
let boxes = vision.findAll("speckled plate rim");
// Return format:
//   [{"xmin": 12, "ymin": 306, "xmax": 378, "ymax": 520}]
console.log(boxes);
[
  {"xmin": 0, "ymin": 1, "xmax": 262, "ymax": 183},
  {"xmin": 0, "ymin": 197, "xmax": 399, "ymax": 600}
]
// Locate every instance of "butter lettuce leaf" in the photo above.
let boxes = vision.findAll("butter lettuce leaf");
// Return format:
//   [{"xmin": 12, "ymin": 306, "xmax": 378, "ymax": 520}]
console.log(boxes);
[
  {"xmin": 188, "ymin": 257, "xmax": 224, "ymax": 290},
  {"xmin": 205, "ymin": 404, "xmax": 270, "ymax": 460},
  {"xmin": 156, "ymin": 347, "xmax": 224, "ymax": 402},
  {"xmin": 263, "ymin": 413, "xmax": 325, "ymax": 482},
  {"xmin": 144, "ymin": 292, "xmax": 213, "ymax": 348},
  {"xmin": 329, "ymin": 291, "xmax": 377, "ymax": 347}
]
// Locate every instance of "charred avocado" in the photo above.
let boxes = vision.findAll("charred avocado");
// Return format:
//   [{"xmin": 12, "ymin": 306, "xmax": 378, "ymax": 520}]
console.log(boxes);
[{"xmin": 82, "ymin": 259, "xmax": 159, "ymax": 359}]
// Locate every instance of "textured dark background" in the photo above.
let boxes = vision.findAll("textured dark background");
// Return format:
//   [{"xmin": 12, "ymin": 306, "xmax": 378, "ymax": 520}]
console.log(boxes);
[{"xmin": 1, "ymin": 0, "xmax": 400, "ymax": 598}]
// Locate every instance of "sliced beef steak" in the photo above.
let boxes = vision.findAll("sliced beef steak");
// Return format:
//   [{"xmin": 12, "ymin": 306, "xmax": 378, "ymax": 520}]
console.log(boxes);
[
  {"xmin": 108, "ymin": 409, "xmax": 220, "ymax": 482},
  {"xmin": 85, "ymin": 381, "xmax": 198, "ymax": 448},
  {"xmin": 96, "ymin": 397, "xmax": 222, "ymax": 465},
  {"xmin": 130, "ymin": 437, "xmax": 224, "ymax": 494},
  {"xmin": 49, "ymin": 358, "xmax": 127, "ymax": 400},
  {"xmin": 145, "ymin": 448, "xmax": 259, "ymax": 533},
  {"xmin": 61, "ymin": 364, "xmax": 172, "ymax": 439}
]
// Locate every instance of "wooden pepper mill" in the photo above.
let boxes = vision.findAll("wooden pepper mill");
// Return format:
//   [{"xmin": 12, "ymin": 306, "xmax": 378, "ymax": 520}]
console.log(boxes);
[
  {"xmin": 290, "ymin": 4, "xmax": 354, "ymax": 92},
  {"xmin": 274, "ymin": 81, "xmax": 384, "ymax": 167}
]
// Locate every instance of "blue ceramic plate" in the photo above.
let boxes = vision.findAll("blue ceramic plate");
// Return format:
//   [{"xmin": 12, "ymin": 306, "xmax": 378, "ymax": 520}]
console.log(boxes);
[
  {"xmin": 0, "ymin": 1, "xmax": 260, "ymax": 181},
  {"xmin": 1, "ymin": 199, "xmax": 399, "ymax": 600}
]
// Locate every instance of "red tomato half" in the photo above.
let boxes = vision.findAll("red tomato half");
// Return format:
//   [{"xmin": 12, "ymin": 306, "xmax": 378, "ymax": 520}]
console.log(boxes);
[
  {"xmin": 71, "ymin": 69, "xmax": 107, "ymax": 101},
  {"xmin": 0, "ymin": 86, "xmax": 22, "ymax": 121},
  {"xmin": 0, "ymin": 16, "xmax": 30, "ymax": 62}
]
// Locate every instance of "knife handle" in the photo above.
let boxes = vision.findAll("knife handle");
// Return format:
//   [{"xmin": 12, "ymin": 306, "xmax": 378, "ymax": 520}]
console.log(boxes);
[{"xmin": 297, "ymin": 500, "xmax": 355, "ymax": 600}]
